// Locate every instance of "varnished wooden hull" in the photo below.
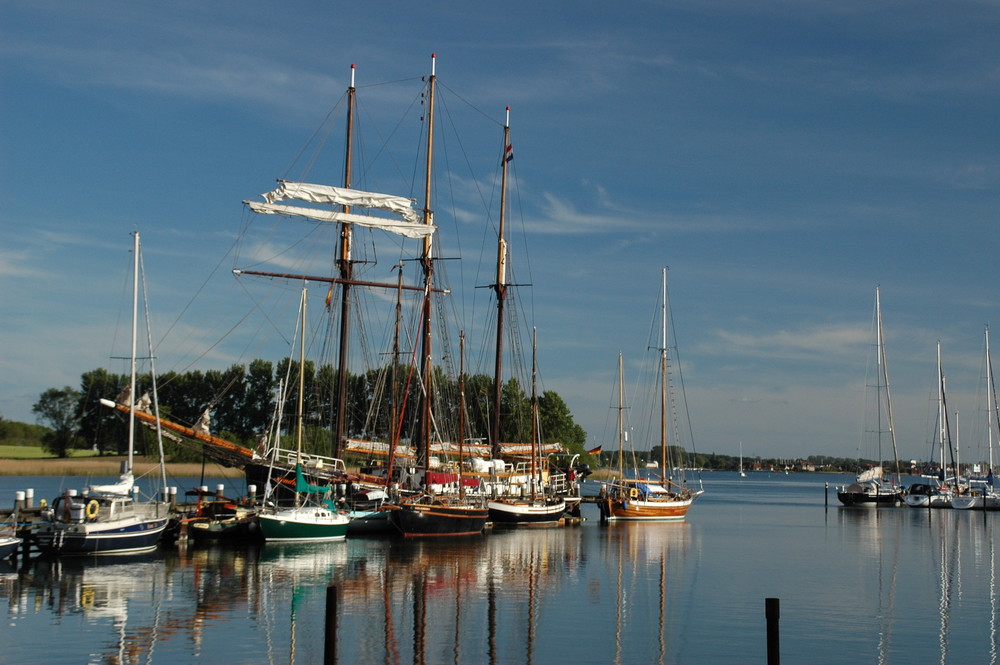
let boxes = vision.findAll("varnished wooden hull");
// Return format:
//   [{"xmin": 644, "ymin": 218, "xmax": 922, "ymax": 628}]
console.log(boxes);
[{"xmin": 597, "ymin": 496, "xmax": 694, "ymax": 522}]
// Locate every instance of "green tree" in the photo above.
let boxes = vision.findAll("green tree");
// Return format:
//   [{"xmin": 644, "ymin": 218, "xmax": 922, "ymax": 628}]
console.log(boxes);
[
  {"xmin": 33, "ymin": 386, "xmax": 83, "ymax": 457},
  {"xmin": 77, "ymin": 368, "xmax": 127, "ymax": 454},
  {"xmin": 537, "ymin": 390, "xmax": 587, "ymax": 452}
]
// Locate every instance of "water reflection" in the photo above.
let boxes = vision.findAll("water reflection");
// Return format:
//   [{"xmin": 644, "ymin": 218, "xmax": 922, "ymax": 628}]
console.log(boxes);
[
  {"xmin": 597, "ymin": 523, "xmax": 693, "ymax": 665},
  {"xmin": 5, "ymin": 484, "xmax": 1000, "ymax": 664},
  {"xmin": 3, "ymin": 526, "xmax": 626, "ymax": 665}
]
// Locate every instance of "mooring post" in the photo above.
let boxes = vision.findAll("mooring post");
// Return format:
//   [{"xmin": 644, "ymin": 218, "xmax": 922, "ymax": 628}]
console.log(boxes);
[
  {"xmin": 766, "ymin": 597, "xmax": 780, "ymax": 665},
  {"xmin": 324, "ymin": 584, "xmax": 338, "ymax": 665},
  {"xmin": 824, "ymin": 482, "xmax": 828, "ymax": 508}
]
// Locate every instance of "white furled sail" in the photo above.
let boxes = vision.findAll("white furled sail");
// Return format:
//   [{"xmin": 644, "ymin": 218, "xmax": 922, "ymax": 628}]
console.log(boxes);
[
  {"xmin": 857, "ymin": 466, "xmax": 883, "ymax": 483},
  {"xmin": 90, "ymin": 472, "xmax": 134, "ymax": 496},
  {"xmin": 246, "ymin": 180, "xmax": 434, "ymax": 239}
]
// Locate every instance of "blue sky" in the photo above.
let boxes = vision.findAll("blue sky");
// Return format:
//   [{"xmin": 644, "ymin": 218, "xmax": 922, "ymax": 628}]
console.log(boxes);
[{"xmin": 2, "ymin": 1, "xmax": 998, "ymax": 462}]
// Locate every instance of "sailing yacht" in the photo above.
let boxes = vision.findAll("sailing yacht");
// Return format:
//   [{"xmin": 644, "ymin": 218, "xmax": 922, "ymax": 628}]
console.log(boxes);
[
  {"xmin": 481, "ymin": 110, "xmax": 565, "ymax": 527},
  {"xmin": 904, "ymin": 341, "xmax": 958, "ymax": 508},
  {"xmin": 35, "ymin": 232, "xmax": 169, "ymax": 555},
  {"xmin": 597, "ymin": 270, "xmax": 702, "ymax": 522},
  {"xmin": 257, "ymin": 288, "xmax": 349, "ymax": 542},
  {"xmin": 837, "ymin": 288, "xmax": 904, "ymax": 507},
  {"xmin": 952, "ymin": 326, "xmax": 1000, "ymax": 510},
  {"xmin": 487, "ymin": 329, "xmax": 567, "ymax": 526}
]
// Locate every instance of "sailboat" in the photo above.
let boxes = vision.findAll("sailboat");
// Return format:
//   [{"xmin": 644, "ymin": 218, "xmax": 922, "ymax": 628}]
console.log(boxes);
[
  {"xmin": 487, "ymin": 329, "xmax": 567, "ymax": 525},
  {"xmin": 482, "ymin": 110, "xmax": 565, "ymax": 527},
  {"xmin": 837, "ymin": 287, "xmax": 904, "ymax": 507},
  {"xmin": 739, "ymin": 442, "xmax": 747, "ymax": 477},
  {"xmin": 258, "ymin": 288, "xmax": 349, "ymax": 542},
  {"xmin": 387, "ymin": 55, "xmax": 488, "ymax": 538},
  {"xmin": 35, "ymin": 232, "xmax": 170, "ymax": 555},
  {"xmin": 0, "ymin": 515, "xmax": 21, "ymax": 559},
  {"xmin": 597, "ymin": 270, "xmax": 702, "ymax": 522},
  {"xmin": 904, "ymin": 341, "xmax": 958, "ymax": 508},
  {"xmin": 952, "ymin": 326, "xmax": 1000, "ymax": 510}
]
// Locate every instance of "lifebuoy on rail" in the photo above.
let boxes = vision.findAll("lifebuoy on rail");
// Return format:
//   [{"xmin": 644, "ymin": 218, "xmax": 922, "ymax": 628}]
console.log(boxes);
[
  {"xmin": 629, "ymin": 488, "xmax": 640, "ymax": 499},
  {"xmin": 85, "ymin": 499, "xmax": 100, "ymax": 519}
]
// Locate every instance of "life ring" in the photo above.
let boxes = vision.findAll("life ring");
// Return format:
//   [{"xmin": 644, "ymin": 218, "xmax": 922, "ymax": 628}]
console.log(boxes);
[
  {"xmin": 629, "ymin": 488, "xmax": 640, "ymax": 499},
  {"xmin": 85, "ymin": 499, "xmax": 100, "ymax": 519},
  {"xmin": 81, "ymin": 587, "xmax": 95, "ymax": 608}
]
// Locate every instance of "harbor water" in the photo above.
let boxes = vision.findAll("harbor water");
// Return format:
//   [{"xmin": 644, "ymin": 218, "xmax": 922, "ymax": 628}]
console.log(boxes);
[{"xmin": 1, "ymin": 472, "xmax": 998, "ymax": 664}]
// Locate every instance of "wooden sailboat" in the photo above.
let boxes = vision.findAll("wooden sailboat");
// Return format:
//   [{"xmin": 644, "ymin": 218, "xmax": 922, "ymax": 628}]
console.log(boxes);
[
  {"xmin": 597, "ymin": 270, "xmax": 701, "ymax": 522},
  {"xmin": 484, "ymin": 110, "xmax": 565, "ymax": 526},
  {"xmin": 258, "ymin": 288, "xmax": 350, "ymax": 542},
  {"xmin": 488, "ymin": 329, "xmax": 567, "ymax": 525},
  {"xmin": 36, "ymin": 232, "xmax": 169, "ymax": 555},
  {"xmin": 388, "ymin": 55, "xmax": 488, "ymax": 538},
  {"xmin": 952, "ymin": 326, "xmax": 1000, "ymax": 510},
  {"xmin": 837, "ymin": 287, "xmax": 904, "ymax": 507}
]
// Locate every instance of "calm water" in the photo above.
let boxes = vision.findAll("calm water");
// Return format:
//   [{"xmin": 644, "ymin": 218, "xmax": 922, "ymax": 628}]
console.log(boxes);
[{"xmin": 1, "ymin": 472, "xmax": 998, "ymax": 664}]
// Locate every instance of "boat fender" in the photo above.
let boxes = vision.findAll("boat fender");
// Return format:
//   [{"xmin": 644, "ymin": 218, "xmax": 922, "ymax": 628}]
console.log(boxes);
[
  {"xmin": 85, "ymin": 499, "xmax": 100, "ymax": 520},
  {"xmin": 629, "ymin": 488, "xmax": 640, "ymax": 499}
]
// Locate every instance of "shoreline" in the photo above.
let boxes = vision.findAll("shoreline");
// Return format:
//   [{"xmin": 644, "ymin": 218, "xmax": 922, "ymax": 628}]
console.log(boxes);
[{"xmin": 0, "ymin": 456, "xmax": 243, "ymax": 477}]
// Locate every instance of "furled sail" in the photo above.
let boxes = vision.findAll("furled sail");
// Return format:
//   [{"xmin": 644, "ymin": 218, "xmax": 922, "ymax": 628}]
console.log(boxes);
[
  {"xmin": 857, "ymin": 466, "xmax": 883, "ymax": 483},
  {"xmin": 246, "ymin": 180, "xmax": 435, "ymax": 239}
]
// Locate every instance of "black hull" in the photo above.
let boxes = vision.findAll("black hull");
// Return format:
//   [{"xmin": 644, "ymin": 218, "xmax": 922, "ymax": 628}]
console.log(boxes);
[
  {"xmin": 35, "ymin": 518, "xmax": 168, "ymax": 555},
  {"xmin": 388, "ymin": 502, "xmax": 488, "ymax": 538},
  {"xmin": 837, "ymin": 490, "xmax": 902, "ymax": 507},
  {"xmin": 188, "ymin": 517, "xmax": 263, "ymax": 543}
]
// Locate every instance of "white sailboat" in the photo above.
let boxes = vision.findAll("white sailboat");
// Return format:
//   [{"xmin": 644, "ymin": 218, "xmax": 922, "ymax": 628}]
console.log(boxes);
[
  {"xmin": 36, "ymin": 232, "xmax": 169, "ymax": 555},
  {"xmin": 905, "ymin": 341, "xmax": 957, "ymax": 508},
  {"xmin": 739, "ymin": 442, "xmax": 746, "ymax": 477},
  {"xmin": 953, "ymin": 326, "xmax": 1000, "ymax": 510}
]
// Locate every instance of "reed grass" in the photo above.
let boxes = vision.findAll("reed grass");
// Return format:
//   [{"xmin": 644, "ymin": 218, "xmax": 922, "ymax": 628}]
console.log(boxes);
[{"xmin": 0, "ymin": 456, "xmax": 242, "ymax": 477}]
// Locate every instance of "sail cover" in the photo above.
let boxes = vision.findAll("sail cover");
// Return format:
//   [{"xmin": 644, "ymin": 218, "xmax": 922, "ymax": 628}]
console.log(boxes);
[
  {"xmin": 247, "ymin": 180, "xmax": 434, "ymax": 239},
  {"xmin": 857, "ymin": 466, "xmax": 883, "ymax": 483}
]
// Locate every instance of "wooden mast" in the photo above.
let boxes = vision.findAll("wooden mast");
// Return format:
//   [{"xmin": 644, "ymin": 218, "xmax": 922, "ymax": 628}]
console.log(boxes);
[
  {"xmin": 128, "ymin": 231, "xmax": 139, "ymax": 477},
  {"xmin": 418, "ymin": 54, "xmax": 437, "ymax": 476},
  {"xmin": 490, "ymin": 107, "xmax": 511, "ymax": 460},
  {"xmin": 459, "ymin": 331, "xmax": 467, "ymax": 499},
  {"xmin": 332, "ymin": 64, "xmax": 356, "ymax": 459},
  {"xmin": 617, "ymin": 352, "xmax": 624, "ymax": 484},
  {"xmin": 295, "ymin": 287, "xmax": 307, "ymax": 508},
  {"xmin": 659, "ymin": 268, "xmax": 668, "ymax": 479},
  {"xmin": 530, "ymin": 327, "xmax": 538, "ymax": 501}
]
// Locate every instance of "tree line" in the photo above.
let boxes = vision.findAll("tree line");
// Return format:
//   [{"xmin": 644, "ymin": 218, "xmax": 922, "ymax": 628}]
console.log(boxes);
[{"xmin": 27, "ymin": 360, "xmax": 590, "ymax": 463}]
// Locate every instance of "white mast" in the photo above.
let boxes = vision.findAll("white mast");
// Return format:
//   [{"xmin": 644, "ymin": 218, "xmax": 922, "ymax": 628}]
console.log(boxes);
[
  {"xmin": 128, "ymin": 231, "xmax": 139, "ymax": 476},
  {"xmin": 987, "ymin": 327, "xmax": 995, "ymax": 473}
]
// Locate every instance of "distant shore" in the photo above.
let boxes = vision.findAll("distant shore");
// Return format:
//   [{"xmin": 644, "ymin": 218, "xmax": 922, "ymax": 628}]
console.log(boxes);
[{"xmin": 0, "ymin": 455, "xmax": 243, "ymax": 477}]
